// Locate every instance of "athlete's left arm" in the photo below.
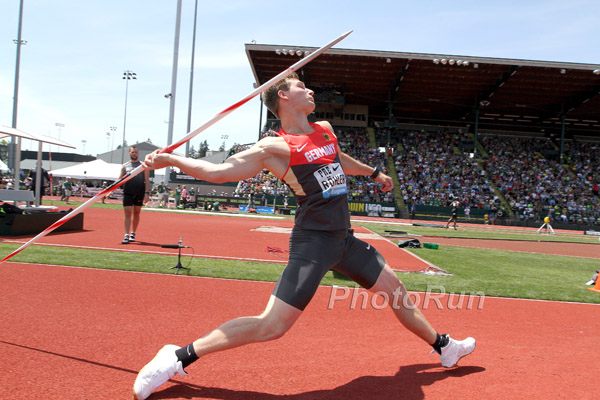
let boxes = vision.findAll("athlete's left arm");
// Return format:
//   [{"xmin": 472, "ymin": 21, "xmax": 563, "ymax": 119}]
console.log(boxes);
[
  {"xmin": 338, "ymin": 149, "xmax": 394, "ymax": 192},
  {"xmin": 316, "ymin": 121, "xmax": 394, "ymax": 192}
]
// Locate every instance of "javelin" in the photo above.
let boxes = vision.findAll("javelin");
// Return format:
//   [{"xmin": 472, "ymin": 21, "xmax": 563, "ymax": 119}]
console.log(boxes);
[{"xmin": 1, "ymin": 30, "xmax": 353, "ymax": 263}]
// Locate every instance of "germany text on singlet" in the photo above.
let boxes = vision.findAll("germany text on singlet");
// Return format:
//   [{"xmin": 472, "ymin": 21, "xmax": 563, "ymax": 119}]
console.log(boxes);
[{"xmin": 276, "ymin": 123, "xmax": 350, "ymax": 231}]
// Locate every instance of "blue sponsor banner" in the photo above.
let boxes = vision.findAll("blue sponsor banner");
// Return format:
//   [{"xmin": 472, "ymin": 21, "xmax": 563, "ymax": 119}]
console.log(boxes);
[{"xmin": 238, "ymin": 205, "xmax": 275, "ymax": 214}]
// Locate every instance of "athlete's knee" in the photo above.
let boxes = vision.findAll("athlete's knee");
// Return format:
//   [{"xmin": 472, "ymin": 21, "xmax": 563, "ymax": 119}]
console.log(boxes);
[
  {"xmin": 256, "ymin": 300, "xmax": 300, "ymax": 342},
  {"xmin": 257, "ymin": 315, "xmax": 295, "ymax": 341},
  {"xmin": 371, "ymin": 265, "xmax": 404, "ymax": 295}
]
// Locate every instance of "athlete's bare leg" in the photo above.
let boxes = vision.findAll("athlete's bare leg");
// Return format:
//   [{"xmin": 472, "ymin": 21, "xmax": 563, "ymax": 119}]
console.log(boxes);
[
  {"xmin": 192, "ymin": 295, "xmax": 302, "ymax": 357},
  {"xmin": 369, "ymin": 264, "xmax": 437, "ymax": 345}
]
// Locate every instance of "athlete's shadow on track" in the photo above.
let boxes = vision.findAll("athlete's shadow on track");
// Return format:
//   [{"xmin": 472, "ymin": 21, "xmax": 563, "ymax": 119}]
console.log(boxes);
[{"xmin": 154, "ymin": 363, "xmax": 485, "ymax": 400}]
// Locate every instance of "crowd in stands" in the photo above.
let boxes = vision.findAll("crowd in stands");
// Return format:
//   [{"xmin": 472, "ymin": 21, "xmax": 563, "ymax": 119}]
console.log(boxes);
[
  {"xmin": 393, "ymin": 129, "xmax": 498, "ymax": 210},
  {"xmin": 212, "ymin": 122, "xmax": 600, "ymax": 225},
  {"xmin": 565, "ymin": 139, "xmax": 600, "ymax": 192},
  {"xmin": 234, "ymin": 169, "xmax": 288, "ymax": 200},
  {"xmin": 482, "ymin": 135, "xmax": 600, "ymax": 223},
  {"xmin": 387, "ymin": 128, "xmax": 599, "ymax": 224},
  {"xmin": 337, "ymin": 127, "xmax": 394, "ymax": 203}
]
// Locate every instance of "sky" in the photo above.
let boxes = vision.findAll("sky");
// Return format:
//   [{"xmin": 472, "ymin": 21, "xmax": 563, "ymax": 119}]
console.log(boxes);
[{"xmin": 1, "ymin": 0, "xmax": 599, "ymax": 162}]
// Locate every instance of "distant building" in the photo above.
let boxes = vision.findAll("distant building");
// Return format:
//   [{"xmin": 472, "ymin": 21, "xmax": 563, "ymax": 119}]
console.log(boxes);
[
  {"xmin": 19, "ymin": 150, "xmax": 95, "ymax": 172},
  {"xmin": 96, "ymin": 141, "xmax": 162, "ymax": 164},
  {"xmin": 201, "ymin": 150, "xmax": 229, "ymax": 164}
]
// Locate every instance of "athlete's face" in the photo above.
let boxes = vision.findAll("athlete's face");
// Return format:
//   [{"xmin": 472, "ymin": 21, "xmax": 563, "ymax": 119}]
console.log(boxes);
[
  {"xmin": 129, "ymin": 148, "xmax": 139, "ymax": 161},
  {"xmin": 282, "ymin": 79, "xmax": 315, "ymax": 114}
]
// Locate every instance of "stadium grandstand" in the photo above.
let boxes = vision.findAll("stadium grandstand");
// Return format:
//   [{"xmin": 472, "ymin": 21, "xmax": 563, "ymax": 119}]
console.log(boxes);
[{"xmin": 238, "ymin": 42, "xmax": 600, "ymax": 230}]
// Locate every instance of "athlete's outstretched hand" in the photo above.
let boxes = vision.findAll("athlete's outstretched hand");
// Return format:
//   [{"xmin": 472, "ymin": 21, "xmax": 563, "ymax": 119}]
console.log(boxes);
[
  {"xmin": 143, "ymin": 151, "xmax": 172, "ymax": 170},
  {"xmin": 375, "ymin": 172, "xmax": 394, "ymax": 192}
]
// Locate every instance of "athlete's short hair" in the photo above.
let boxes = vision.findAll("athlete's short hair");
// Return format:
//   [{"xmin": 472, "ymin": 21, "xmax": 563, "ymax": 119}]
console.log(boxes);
[{"xmin": 261, "ymin": 72, "xmax": 300, "ymax": 119}]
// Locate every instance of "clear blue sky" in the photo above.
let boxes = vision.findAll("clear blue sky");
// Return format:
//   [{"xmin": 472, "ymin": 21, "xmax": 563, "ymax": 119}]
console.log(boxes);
[{"xmin": 1, "ymin": 0, "xmax": 599, "ymax": 159}]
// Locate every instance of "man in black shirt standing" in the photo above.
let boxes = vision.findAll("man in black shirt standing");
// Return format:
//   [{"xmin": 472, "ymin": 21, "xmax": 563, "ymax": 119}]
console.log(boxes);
[{"xmin": 119, "ymin": 146, "xmax": 150, "ymax": 244}]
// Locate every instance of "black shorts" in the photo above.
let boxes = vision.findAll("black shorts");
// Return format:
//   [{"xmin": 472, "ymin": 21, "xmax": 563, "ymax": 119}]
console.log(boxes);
[
  {"xmin": 123, "ymin": 192, "xmax": 144, "ymax": 207},
  {"xmin": 273, "ymin": 227, "xmax": 386, "ymax": 311}
]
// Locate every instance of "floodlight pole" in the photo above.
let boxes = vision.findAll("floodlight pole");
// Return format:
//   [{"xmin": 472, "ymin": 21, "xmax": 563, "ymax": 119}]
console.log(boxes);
[
  {"xmin": 121, "ymin": 70, "xmax": 137, "ymax": 164},
  {"xmin": 11, "ymin": 0, "xmax": 25, "ymax": 184},
  {"xmin": 165, "ymin": 0, "xmax": 182, "ymax": 184},
  {"xmin": 258, "ymin": 88, "xmax": 264, "ymax": 141},
  {"xmin": 185, "ymin": 0, "xmax": 199, "ymax": 158}
]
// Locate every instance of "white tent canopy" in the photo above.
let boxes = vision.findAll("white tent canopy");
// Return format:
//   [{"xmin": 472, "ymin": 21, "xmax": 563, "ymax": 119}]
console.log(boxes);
[
  {"xmin": 49, "ymin": 159, "xmax": 122, "ymax": 181},
  {"xmin": 0, "ymin": 125, "xmax": 76, "ymax": 148},
  {"xmin": 1, "ymin": 125, "xmax": 76, "ymax": 206},
  {"xmin": 0, "ymin": 160, "xmax": 9, "ymax": 172}
]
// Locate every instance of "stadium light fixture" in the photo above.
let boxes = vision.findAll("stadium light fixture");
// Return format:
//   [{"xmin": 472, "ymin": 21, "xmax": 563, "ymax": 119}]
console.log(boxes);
[
  {"xmin": 121, "ymin": 70, "xmax": 137, "ymax": 164},
  {"xmin": 275, "ymin": 48, "xmax": 309, "ymax": 57},
  {"xmin": 434, "ymin": 58, "xmax": 471, "ymax": 67}
]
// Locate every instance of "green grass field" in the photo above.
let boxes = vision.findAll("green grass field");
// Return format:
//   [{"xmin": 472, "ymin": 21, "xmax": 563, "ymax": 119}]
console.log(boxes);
[{"xmin": 3, "ymin": 203, "xmax": 600, "ymax": 305}]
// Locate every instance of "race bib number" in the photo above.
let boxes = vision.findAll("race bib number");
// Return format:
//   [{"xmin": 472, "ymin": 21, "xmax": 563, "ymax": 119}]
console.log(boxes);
[{"xmin": 314, "ymin": 163, "xmax": 347, "ymax": 198}]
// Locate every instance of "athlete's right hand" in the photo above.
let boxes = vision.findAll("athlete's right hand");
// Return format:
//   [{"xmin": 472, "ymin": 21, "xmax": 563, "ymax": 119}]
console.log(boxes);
[{"xmin": 143, "ymin": 151, "xmax": 172, "ymax": 170}]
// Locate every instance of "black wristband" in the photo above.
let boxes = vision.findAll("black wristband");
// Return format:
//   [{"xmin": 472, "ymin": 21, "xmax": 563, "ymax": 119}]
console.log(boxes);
[{"xmin": 370, "ymin": 167, "xmax": 381, "ymax": 179}]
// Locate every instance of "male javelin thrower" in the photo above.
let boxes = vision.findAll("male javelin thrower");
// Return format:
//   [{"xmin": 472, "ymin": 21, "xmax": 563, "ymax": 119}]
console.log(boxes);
[{"xmin": 133, "ymin": 73, "xmax": 476, "ymax": 399}]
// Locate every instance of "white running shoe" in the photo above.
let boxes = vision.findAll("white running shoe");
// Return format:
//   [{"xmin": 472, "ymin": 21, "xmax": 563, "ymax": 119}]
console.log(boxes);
[
  {"xmin": 438, "ymin": 335, "xmax": 476, "ymax": 368},
  {"xmin": 133, "ymin": 345, "xmax": 187, "ymax": 400},
  {"xmin": 129, "ymin": 232, "xmax": 136, "ymax": 242}
]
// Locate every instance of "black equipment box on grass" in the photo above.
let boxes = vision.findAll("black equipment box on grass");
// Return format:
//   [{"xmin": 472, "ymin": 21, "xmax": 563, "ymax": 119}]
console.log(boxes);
[{"xmin": 0, "ymin": 212, "xmax": 84, "ymax": 236}]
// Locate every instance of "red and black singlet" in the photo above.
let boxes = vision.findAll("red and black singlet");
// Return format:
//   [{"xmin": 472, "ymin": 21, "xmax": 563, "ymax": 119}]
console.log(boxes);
[{"xmin": 277, "ymin": 123, "xmax": 350, "ymax": 230}]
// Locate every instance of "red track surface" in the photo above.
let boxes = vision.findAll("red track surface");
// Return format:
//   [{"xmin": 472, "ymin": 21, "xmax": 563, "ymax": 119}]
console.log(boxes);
[
  {"xmin": 1, "ymin": 206, "xmax": 599, "ymax": 399},
  {"xmin": 1, "ymin": 263, "xmax": 599, "ymax": 399}
]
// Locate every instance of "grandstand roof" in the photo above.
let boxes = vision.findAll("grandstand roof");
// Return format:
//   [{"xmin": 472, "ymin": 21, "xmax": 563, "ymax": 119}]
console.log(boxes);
[{"xmin": 245, "ymin": 43, "xmax": 600, "ymax": 138}]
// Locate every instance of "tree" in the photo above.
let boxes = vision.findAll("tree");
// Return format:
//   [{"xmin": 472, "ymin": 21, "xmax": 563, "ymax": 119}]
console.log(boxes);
[
  {"xmin": 198, "ymin": 140, "xmax": 209, "ymax": 158},
  {"xmin": 189, "ymin": 145, "xmax": 197, "ymax": 159}
]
